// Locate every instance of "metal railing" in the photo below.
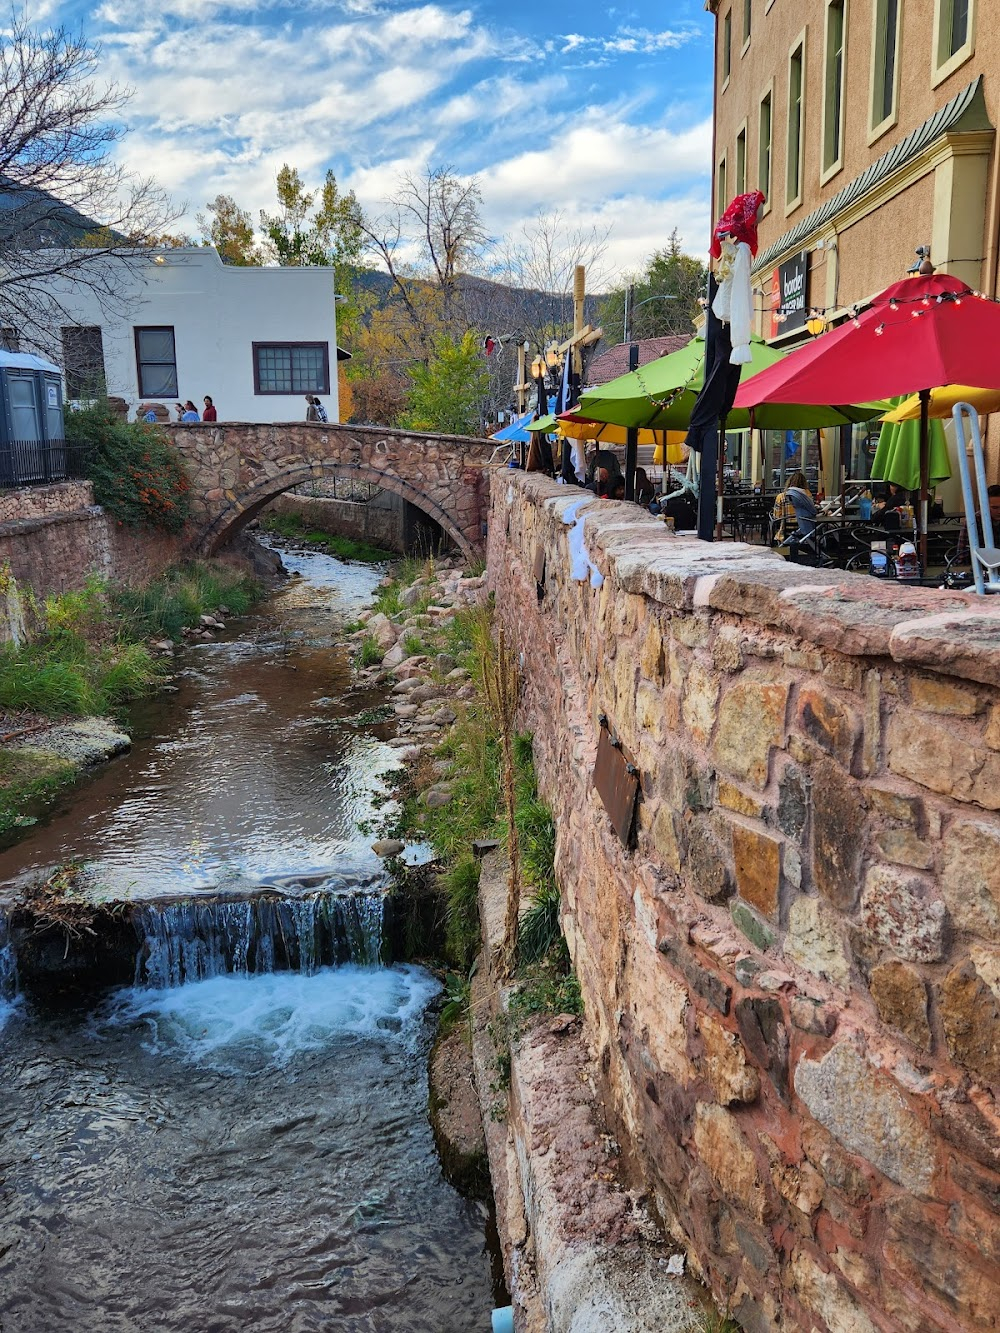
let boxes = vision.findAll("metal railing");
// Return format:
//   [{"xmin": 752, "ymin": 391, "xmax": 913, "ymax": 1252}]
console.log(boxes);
[{"xmin": 0, "ymin": 439, "xmax": 90, "ymax": 490}]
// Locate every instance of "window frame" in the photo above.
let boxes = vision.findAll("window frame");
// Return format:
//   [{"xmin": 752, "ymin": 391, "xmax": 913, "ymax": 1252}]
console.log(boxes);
[
  {"xmin": 252, "ymin": 341, "xmax": 331, "ymax": 396},
  {"xmin": 868, "ymin": 0, "xmax": 902, "ymax": 143},
  {"xmin": 758, "ymin": 83, "xmax": 774, "ymax": 213},
  {"xmin": 134, "ymin": 325, "xmax": 178, "ymax": 400},
  {"xmin": 722, "ymin": 8, "xmax": 733, "ymax": 87},
  {"xmin": 820, "ymin": 0, "xmax": 848, "ymax": 183},
  {"xmin": 742, "ymin": 0, "xmax": 752, "ymax": 52},
  {"xmin": 786, "ymin": 29, "xmax": 807, "ymax": 215},
  {"xmin": 717, "ymin": 154, "xmax": 729, "ymax": 217},
  {"xmin": 735, "ymin": 121, "xmax": 748, "ymax": 195},
  {"xmin": 932, "ymin": 0, "xmax": 976, "ymax": 86},
  {"xmin": 61, "ymin": 325, "xmax": 106, "ymax": 400}
]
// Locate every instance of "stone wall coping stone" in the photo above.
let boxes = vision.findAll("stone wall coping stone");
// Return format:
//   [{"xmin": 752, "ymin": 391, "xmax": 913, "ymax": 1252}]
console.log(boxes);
[
  {"xmin": 510, "ymin": 471, "xmax": 998, "ymax": 679},
  {"xmin": 0, "ymin": 505, "xmax": 104, "ymax": 539},
  {"xmin": 166, "ymin": 420, "xmax": 498, "ymax": 451}
]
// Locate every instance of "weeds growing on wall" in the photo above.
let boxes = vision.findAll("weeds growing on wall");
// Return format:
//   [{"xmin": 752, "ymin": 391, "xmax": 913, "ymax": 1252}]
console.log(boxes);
[
  {"xmin": 66, "ymin": 403, "xmax": 192, "ymax": 531},
  {"xmin": 260, "ymin": 512, "xmax": 393, "ymax": 563}
]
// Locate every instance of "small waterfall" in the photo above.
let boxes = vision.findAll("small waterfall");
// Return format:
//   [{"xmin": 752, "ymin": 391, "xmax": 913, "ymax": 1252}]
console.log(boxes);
[
  {"xmin": 134, "ymin": 890, "xmax": 386, "ymax": 988},
  {"xmin": 0, "ymin": 911, "xmax": 18, "ymax": 1001}
]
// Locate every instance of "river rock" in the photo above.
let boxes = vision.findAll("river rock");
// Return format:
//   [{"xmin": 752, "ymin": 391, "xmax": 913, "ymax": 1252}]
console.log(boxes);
[
  {"xmin": 391, "ymin": 677, "xmax": 419, "ymax": 694},
  {"xmin": 396, "ymin": 657, "xmax": 429, "ymax": 679},
  {"xmin": 435, "ymin": 653, "xmax": 457, "ymax": 673},
  {"xmin": 425, "ymin": 785, "xmax": 453, "ymax": 809},
  {"xmin": 432, "ymin": 707, "xmax": 457, "ymax": 726},
  {"xmin": 395, "ymin": 703, "xmax": 419, "ymax": 719},
  {"xmin": 13, "ymin": 717, "xmax": 131, "ymax": 767},
  {"xmin": 372, "ymin": 839, "xmax": 405, "ymax": 858},
  {"xmin": 400, "ymin": 584, "xmax": 426, "ymax": 608},
  {"xmin": 446, "ymin": 667, "xmax": 469, "ymax": 681},
  {"xmin": 381, "ymin": 642, "xmax": 408, "ymax": 669},
  {"xmin": 408, "ymin": 684, "xmax": 443, "ymax": 703}
]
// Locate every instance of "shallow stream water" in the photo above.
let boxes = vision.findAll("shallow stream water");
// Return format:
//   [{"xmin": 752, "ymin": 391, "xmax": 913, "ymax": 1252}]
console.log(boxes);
[{"xmin": 0, "ymin": 545, "xmax": 496, "ymax": 1332}]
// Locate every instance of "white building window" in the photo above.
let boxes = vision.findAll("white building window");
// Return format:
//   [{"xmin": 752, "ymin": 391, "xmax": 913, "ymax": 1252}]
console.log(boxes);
[
  {"xmin": 759, "ymin": 87, "xmax": 773, "ymax": 207},
  {"xmin": 135, "ymin": 326, "xmax": 178, "ymax": 399},
  {"xmin": 253, "ymin": 342, "xmax": 330, "ymax": 395}
]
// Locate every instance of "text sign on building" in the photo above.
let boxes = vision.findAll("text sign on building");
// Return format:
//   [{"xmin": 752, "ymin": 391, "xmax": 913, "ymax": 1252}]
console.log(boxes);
[{"xmin": 770, "ymin": 251, "xmax": 810, "ymax": 338}]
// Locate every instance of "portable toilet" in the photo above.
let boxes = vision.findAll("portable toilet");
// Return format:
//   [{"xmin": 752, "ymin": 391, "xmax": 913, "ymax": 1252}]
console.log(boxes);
[{"xmin": 0, "ymin": 350, "xmax": 66, "ymax": 487}]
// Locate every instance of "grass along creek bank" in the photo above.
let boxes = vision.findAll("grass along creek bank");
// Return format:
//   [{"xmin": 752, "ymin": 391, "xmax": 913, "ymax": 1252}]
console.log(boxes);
[
  {"xmin": 0, "ymin": 560, "xmax": 263, "ymax": 841},
  {"xmin": 353, "ymin": 558, "xmax": 710, "ymax": 1330}
]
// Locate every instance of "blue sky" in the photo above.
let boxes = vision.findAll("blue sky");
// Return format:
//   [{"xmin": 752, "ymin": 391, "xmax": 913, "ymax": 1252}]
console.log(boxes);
[{"xmin": 37, "ymin": 0, "xmax": 714, "ymax": 281}]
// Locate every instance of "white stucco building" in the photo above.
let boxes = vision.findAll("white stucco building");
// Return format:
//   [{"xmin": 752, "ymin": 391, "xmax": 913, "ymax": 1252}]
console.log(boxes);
[{"xmin": 32, "ymin": 247, "xmax": 343, "ymax": 423}]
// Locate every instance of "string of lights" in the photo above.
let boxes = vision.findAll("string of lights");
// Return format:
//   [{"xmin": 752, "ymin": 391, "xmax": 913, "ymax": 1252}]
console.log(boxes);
[{"xmin": 764, "ymin": 284, "xmax": 995, "ymax": 326}]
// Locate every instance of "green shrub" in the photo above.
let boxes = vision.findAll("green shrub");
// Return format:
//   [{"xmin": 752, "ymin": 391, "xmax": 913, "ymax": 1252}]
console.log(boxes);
[
  {"xmin": 67, "ymin": 403, "xmax": 192, "ymax": 531},
  {"xmin": 402, "ymin": 633, "xmax": 426, "ymax": 657},
  {"xmin": 443, "ymin": 854, "xmax": 482, "ymax": 969},
  {"xmin": 518, "ymin": 884, "xmax": 562, "ymax": 965},
  {"xmin": 112, "ymin": 562, "xmax": 260, "ymax": 641},
  {"xmin": 357, "ymin": 635, "xmax": 383, "ymax": 667}
]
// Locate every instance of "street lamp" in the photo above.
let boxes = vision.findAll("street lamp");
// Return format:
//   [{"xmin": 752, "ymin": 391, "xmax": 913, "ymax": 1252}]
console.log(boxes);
[{"xmin": 624, "ymin": 283, "xmax": 679, "ymax": 342}]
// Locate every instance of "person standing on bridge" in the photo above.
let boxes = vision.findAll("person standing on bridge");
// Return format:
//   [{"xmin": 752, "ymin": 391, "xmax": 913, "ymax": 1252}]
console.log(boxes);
[
  {"xmin": 305, "ymin": 394, "xmax": 320, "ymax": 422},
  {"xmin": 202, "ymin": 395, "xmax": 218, "ymax": 422}
]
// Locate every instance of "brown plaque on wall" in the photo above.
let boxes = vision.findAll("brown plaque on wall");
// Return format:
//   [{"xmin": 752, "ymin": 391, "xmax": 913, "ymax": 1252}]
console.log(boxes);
[{"xmin": 593, "ymin": 716, "xmax": 640, "ymax": 846}]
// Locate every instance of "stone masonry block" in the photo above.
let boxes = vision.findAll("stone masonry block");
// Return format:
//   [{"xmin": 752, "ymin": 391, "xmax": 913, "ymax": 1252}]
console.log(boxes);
[
  {"xmin": 941, "ymin": 820, "xmax": 1000, "ymax": 943},
  {"xmin": 811, "ymin": 756, "xmax": 866, "ymax": 911},
  {"xmin": 693, "ymin": 1103, "xmax": 770, "ymax": 1223},
  {"xmin": 789, "ymin": 1247, "xmax": 879, "ymax": 1333},
  {"xmin": 713, "ymin": 678, "xmax": 788, "ymax": 789},
  {"xmin": 939, "ymin": 949, "xmax": 1000, "ymax": 1085},
  {"xmin": 858, "ymin": 865, "xmax": 947, "ymax": 963},
  {"xmin": 794, "ymin": 1042, "xmax": 935, "ymax": 1195},
  {"xmin": 797, "ymin": 686, "xmax": 862, "ymax": 770},
  {"xmin": 732, "ymin": 824, "xmax": 782, "ymax": 919},
  {"xmin": 910, "ymin": 674, "xmax": 983, "ymax": 717},
  {"xmin": 869, "ymin": 961, "xmax": 932, "ymax": 1051},
  {"xmin": 696, "ymin": 1013, "xmax": 761, "ymax": 1105},
  {"xmin": 888, "ymin": 710, "xmax": 1000, "ymax": 810},
  {"xmin": 785, "ymin": 896, "xmax": 851, "ymax": 986}
]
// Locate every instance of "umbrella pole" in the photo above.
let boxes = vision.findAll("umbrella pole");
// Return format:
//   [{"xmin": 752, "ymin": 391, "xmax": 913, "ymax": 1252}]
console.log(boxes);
[
  {"xmin": 919, "ymin": 388, "xmax": 931, "ymax": 571},
  {"xmin": 815, "ymin": 429, "xmax": 824, "ymax": 496},
  {"xmin": 839, "ymin": 423, "xmax": 849, "ymax": 533},
  {"xmin": 624, "ymin": 345, "xmax": 639, "ymax": 501},
  {"xmin": 714, "ymin": 413, "xmax": 728, "ymax": 540}
]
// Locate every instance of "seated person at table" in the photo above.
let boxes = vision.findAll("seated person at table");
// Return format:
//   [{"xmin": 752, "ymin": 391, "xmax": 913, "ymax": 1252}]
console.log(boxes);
[
  {"xmin": 634, "ymin": 467, "xmax": 656, "ymax": 506},
  {"xmin": 872, "ymin": 482, "xmax": 905, "ymax": 523},
  {"xmin": 771, "ymin": 471, "xmax": 816, "ymax": 543},
  {"xmin": 608, "ymin": 477, "xmax": 626, "ymax": 500}
]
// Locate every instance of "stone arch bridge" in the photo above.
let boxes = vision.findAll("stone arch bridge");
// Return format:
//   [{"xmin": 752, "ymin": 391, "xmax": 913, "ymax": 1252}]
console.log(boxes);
[{"xmin": 167, "ymin": 421, "xmax": 498, "ymax": 560}]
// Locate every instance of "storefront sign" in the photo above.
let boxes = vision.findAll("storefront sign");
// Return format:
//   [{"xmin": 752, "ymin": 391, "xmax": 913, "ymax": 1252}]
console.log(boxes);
[{"xmin": 770, "ymin": 251, "xmax": 810, "ymax": 338}]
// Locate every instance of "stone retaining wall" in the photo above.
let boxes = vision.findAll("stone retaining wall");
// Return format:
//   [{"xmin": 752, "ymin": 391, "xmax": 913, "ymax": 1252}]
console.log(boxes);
[
  {"xmin": 0, "ymin": 481, "xmax": 94, "ymax": 525},
  {"xmin": 0, "ymin": 488, "xmax": 187, "ymax": 598},
  {"xmin": 262, "ymin": 492, "xmax": 406, "ymax": 553},
  {"xmin": 488, "ymin": 471, "xmax": 1000, "ymax": 1333}
]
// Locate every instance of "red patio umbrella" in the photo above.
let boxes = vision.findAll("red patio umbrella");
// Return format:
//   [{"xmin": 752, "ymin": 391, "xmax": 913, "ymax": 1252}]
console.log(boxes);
[{"xmin": 734, "ymin": 271, "xmax": 1000, "ymax": 567}]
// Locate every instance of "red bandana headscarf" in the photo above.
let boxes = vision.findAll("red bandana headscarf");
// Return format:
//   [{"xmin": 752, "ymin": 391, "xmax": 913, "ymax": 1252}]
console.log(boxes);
[{"xmin": 710, "ymin": 190, "xmax": 766, "ymax": 260}]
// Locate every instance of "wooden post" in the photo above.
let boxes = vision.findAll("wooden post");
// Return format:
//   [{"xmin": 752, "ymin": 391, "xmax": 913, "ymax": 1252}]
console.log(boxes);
[
  {"xmin": 572, "ymin": 265, "xmax": 585, "ymax": 375},
  {"xmin": 515, "ymin": 342, "xmax": 527, "ymax": 413}
]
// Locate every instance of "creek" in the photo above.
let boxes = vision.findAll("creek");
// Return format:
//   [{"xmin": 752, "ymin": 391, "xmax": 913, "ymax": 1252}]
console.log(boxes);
[{"xmin": 0, "ymin": 545, "xmax": 496, "ymax": 1332}]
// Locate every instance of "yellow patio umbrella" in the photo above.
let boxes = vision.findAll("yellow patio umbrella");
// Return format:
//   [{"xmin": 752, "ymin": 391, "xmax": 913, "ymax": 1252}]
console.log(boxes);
[
  {"xmin": 883, "ymin": 385, "xmax": 1000, "ymax": 422},
  {"xmin": 555, "ymin": 412, "xmax": 688, "ymax": 463}
]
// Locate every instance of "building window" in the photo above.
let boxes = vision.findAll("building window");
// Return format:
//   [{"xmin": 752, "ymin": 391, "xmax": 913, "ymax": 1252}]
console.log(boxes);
[
  {"xmin": 134, "ymin": 326, "xmax": 178, "ymax": 399},
  {"xmin": 743, "ymin": 0, "xmax": 752, "ymax": 47},
  {"xmin": 1, "ymin": 328, "xmax": 19, "ymax": 352},
  {"xmin": 871, "ymin": 0, "xmax": 900, "ymax": 135},
  {"xmin": 759, "ymin": 90, "xmax": 773, "ymax": 203},
  {"xmin": 717, "ymin": 156, "xmax": 729, "ymax": 216},
  {"xmin": 736, "ymin": 126, "xmax": 747, "ymax": 195},
  {"xmin": 822, "ymin": 0, "xmax": 846, "ymax": 178},
  {"xmin": 253, "ymin": 342, "xmax": 330, "ymax": 395},
  {"xmin": 933, "ymin": 0, "xmax": 975, "ymax": 82},
  {"xmin": 61, "ymin": 326, "xmax": 106, "ymax": 399},
  {"xmin": 787, "ymin": 37, "xmax": 805, "ymax": 208},
  {"xmin": 723, "ymin": 9, "xmax": 732, "ymax": 83}
]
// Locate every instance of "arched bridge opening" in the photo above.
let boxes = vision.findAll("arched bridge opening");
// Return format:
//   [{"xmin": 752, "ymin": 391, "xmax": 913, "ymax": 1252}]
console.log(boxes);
[{"xmin": 198, "ymin": 462, "xmax": 479, "ymax": 563}]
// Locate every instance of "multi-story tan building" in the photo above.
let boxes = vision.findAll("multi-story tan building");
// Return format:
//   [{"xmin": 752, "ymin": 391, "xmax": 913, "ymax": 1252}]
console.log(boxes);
[{"xmin": 708, "ymin": 0, "xmax": 998, "ymax": 475}]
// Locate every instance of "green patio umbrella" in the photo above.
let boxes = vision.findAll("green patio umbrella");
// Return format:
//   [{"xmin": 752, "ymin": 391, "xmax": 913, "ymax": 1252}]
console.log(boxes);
[
  {"xmin": 872, "ymin": 405, "xmax": 951, "ymax": 491},
  {"xmin": 578, "ymin": 334, "xmax": 884, "ymax": 431},
  {"xmin": 525, "ymin": 415, "xmax": 556, "ymax": 431}
]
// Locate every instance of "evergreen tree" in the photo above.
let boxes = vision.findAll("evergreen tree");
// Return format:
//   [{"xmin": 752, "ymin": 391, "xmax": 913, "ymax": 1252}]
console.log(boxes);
[{"xmin": 598, "ymin": 229, "xmax": 708, "ymax": 344}]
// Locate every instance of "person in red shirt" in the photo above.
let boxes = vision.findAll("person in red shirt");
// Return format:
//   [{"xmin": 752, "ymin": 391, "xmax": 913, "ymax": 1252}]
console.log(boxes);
[{"xmin": 202, "ymin": 395, "xmax": 218, "ymax": 422}]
